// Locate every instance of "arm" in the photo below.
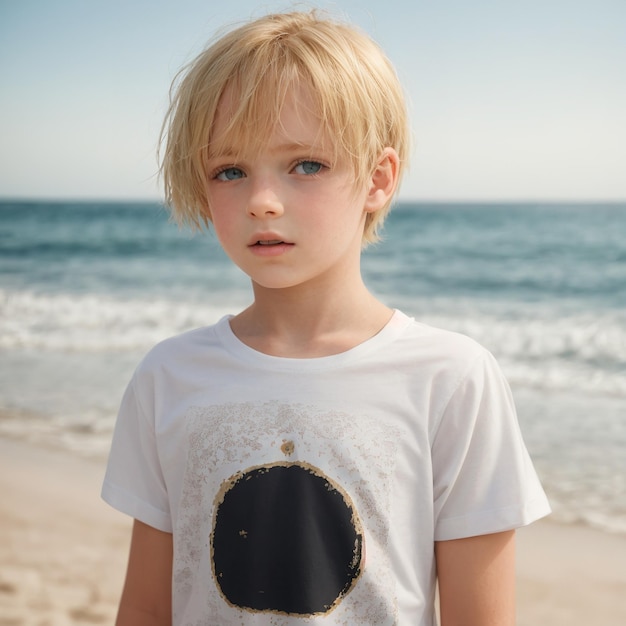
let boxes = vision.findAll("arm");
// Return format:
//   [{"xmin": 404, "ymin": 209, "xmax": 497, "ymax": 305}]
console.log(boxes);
[
  {"xmin": 116, "ymin": 519, "xmax": 173, "ymax": 626},
  {"xmin": 435, "ymin": 530, "xmax": 516, "ymax": 626}
]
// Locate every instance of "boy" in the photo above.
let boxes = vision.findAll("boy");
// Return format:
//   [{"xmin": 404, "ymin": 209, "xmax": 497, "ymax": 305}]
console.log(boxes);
[{"xmin": 102, "ymin": 10, "xmax": 550, "ymax": 625}]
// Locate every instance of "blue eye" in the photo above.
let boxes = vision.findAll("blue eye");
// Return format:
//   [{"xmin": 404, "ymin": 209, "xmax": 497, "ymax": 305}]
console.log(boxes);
[
  {"xmin": 294, "ymin": 161, "xmax": 323, "ymax": 175},
  {"xmin": 216, "ymin": 167, "xmax": 245, "ymax": 181}
]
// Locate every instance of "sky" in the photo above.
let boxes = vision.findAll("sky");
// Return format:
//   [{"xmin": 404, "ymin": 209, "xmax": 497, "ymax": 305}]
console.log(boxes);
[{"xmin": 0, "ymin": 0, "xmax": 625, "ymax": 202}]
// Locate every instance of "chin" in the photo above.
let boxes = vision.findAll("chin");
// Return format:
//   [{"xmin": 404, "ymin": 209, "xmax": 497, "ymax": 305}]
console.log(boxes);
[{"xmin": 249, "ymin": 273, "xmax": 312, "ymax": 291}]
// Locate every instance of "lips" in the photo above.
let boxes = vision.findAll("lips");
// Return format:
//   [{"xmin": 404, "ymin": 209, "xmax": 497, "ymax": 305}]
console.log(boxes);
[
  {"xmin": 248, "ymin": 235, "xmax": 294, "ymax": 256},
  {"xmin": 248, "ymin": 233, "xmax": 291, "ymax": 247},
  {"xmin": 255, "ymin": 240, "xmax": 284, "ymax": 246}
]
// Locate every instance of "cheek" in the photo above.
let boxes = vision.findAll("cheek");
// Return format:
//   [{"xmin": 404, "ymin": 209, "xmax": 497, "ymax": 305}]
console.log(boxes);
[
  {"xmin": 206, "ymin": 188, "xmax": 236, "ymax": 227},
  {"xmin": 211, "ymin": 214, "xmax": 237, "ymax": 244},
  {"xmin": 206, "ymin": 202, "xmax": 238, "ymax": 246}
]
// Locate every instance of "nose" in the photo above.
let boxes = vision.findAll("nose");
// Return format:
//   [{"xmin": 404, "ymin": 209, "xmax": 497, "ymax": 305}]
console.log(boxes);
[{"xmin": 246, "ymin": 179, "xmax": 284, "ymax": 219}]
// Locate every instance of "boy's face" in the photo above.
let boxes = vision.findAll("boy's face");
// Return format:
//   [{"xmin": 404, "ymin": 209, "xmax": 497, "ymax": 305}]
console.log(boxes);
[{"xmin": 203, "ymin": 82, "xmax": 376, "ymax": 292}]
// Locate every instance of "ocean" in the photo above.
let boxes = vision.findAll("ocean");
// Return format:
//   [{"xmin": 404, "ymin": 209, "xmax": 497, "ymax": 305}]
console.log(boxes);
[{"xmin": 1, "ymin": 199, "xmax": 625, "ymax": 534}]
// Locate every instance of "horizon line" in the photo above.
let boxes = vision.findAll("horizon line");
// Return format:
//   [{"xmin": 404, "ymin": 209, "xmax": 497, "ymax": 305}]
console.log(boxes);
[{"xmin": 1, "ymin": 196, "xmax": 625, "ymax": 205}]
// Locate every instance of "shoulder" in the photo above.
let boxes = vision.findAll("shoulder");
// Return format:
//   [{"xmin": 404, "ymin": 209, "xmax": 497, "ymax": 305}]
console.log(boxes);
[
  {"xmin": 388, "ymin": 313, "xmax": 507, "ymax": 417},
  {"xmin": 394, "ymin": 311, "xmax": 491, "ymax": 373}
]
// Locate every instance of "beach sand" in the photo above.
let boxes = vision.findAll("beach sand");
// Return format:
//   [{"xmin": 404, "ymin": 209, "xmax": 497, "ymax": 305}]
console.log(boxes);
[{"xmin": 1, "ymin": 436, "xmax": 625, "ymax": 625}]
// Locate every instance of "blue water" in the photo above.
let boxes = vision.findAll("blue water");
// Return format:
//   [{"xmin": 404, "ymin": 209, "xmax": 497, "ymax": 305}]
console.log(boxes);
[{"xmin": 1, "ymin": 199, "xmax": 625, "ymax": 532}]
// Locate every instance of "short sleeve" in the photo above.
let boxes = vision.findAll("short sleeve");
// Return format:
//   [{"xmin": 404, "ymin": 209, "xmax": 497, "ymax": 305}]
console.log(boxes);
[
  {"xmin": 432, "ymin": 350, "xmax": 550, "ymax": 541},
  {"xmin": 101, "ymin": 375, "xmax": 172, "ymax": 532}
]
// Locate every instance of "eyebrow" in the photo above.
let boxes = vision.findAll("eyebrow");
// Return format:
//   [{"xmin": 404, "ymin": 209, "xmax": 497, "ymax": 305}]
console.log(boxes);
[
  {"xmin": 208, "ymin": 141, "xmax": 332, "ymax": 161},
  {"xmin": 270, "ymin": 141, "xmax": 325, "ymax": 153}
]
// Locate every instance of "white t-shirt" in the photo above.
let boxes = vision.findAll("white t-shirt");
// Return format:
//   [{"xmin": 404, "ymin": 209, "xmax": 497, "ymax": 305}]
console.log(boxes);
[{"xmin": 102, "ymin": 310, "xmax": 550, "ymax": 625}]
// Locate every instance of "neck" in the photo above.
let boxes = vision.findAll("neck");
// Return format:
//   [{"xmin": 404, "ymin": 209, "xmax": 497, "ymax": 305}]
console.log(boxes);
[{"xmin": 230, "ymin": 273, "xmax": 392, "ymax": 358}]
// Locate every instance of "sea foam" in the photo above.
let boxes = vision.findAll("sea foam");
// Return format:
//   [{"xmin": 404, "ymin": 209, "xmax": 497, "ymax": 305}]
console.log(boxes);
[{"xmin": 2, "ymin": 288, "xmax": 625, "ymax": 397}]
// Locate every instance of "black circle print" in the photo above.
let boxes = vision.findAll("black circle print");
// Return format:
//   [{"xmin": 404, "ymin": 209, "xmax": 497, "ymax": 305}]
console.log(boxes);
[{"xmin": 211, "ymin": 462, "xmax": 364, "ymax": 616}]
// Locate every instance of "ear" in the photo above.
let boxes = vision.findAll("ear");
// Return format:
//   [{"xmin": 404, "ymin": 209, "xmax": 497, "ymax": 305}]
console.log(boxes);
[{"xmin": 363, "ymin": 147, "xmax": 400, "ymax": 213}]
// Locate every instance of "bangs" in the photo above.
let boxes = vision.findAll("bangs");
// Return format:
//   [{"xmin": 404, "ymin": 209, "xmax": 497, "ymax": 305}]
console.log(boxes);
[{"xmin": 205, "ymin": 53, "xmax": 342, "ymax": 170}]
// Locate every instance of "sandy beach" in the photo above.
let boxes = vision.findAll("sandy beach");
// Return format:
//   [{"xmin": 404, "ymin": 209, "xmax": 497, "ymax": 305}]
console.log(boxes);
[{"xmin": 1, "ymin": 436, "xmax": 625, "ymax": 625}]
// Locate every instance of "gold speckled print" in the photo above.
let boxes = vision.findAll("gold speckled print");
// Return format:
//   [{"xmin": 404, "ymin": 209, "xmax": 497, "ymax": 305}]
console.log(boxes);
[{"xmin": 173, "ymin": 401, "xmax": 402, "ymax": 625}]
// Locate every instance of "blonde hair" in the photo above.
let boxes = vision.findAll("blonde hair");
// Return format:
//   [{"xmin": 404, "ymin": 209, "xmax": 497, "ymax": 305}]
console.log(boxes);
[{"xmin": 160, "ymin": 10, "xmax": 409, "ymax": 246}]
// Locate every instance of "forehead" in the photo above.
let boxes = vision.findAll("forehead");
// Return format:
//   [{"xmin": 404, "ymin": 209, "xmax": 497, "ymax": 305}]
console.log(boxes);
[{"xmin": 209, "ymin": 81, "xmax": 332, "ymax": 157}]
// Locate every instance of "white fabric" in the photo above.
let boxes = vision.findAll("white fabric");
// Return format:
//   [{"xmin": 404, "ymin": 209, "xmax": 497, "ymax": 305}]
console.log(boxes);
[{"xmin": 102, "ymin": 310, "xmax": 550, "ymax": 625}]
